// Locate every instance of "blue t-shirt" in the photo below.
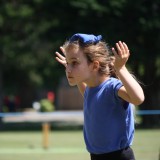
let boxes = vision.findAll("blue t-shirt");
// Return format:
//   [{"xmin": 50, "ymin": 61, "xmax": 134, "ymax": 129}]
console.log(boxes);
[{"xmin": 83, "ymin": 77, "xmax": 135, "ymax": 154}]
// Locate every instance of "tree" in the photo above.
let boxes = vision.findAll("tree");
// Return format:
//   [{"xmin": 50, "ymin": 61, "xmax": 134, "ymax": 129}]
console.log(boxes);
[
  {"xmin": 0, "ymin": 0, "xmax": 62, "ymax": 108},
  {"xmin": 66, "ymin": 0, "xmax": 160, "ymax": 126},
  {"xmin": 0, "ymin": 0, "xmax": 159, "ymax": 126}
]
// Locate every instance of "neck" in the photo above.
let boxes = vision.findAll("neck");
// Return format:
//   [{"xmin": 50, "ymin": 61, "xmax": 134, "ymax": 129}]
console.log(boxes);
[{"xmin": 87, "ymin": 75, "xmax": 110, "ymax": 88}]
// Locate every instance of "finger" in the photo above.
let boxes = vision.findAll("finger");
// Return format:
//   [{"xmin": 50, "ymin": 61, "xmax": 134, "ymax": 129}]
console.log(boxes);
[
  {"xmin": 123, "ymin": 42, "xmax": 130, "ymax": 53},
  {"xmin": 112, "ymin": 47, "xmax": 119, "ymax": 58},
  {"xmin": 60, "ymin": 46, "xmax": 66, "ymax": 55},
  {"xmin": 115, "ymin": 43, "xmax": 122, "ymax": 56},
  {"xmin": 55, "ymin": 52, "xmax": 66, "ymax": 60},
  {"xmin": 55, "ymin": 56, "xmax": 64, "ymax": 63},
  {"xmin": 118, "ymin": 41, "xmax": 125, "ymax": 52},
  {"xmin": 55, "ymin": 57, "xmax": 67, "ymax": 66},
  {"xmin": 122, "ymin": 42, "xmax": 130, "ymax": 58}
]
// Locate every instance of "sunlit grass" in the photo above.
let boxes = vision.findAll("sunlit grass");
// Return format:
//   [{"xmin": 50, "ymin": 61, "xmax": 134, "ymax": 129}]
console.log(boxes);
[{"xmin": 0, "ymin": 129, "xmax": 159, "ymax": 160}]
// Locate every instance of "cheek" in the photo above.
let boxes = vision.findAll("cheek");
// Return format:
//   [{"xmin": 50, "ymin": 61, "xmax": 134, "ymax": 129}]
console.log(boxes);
[{"xmin": 79, "ymin": 66, "xmax": 89, "ymax": 74}]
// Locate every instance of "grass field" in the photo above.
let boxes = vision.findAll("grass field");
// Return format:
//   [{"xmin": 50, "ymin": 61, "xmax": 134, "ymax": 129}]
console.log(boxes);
[{"xmin": 0, "ymin": 129, "xmax": 159, "ymax": 160}]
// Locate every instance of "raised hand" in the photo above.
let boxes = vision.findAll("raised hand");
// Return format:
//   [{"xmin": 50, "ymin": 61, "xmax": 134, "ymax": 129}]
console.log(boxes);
[
  {"xmin": 112, "ymin": 41, "xmax": 130, "ymax": 71},
  {"xmin": 55, "ymin": 47, "xmax": 67, "ymax": 67}
]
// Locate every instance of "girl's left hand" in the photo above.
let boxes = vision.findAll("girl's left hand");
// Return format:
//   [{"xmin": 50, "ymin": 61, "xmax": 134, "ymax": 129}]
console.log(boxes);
[{"xmin": 112, "ymin": 41, "xmax": 130, "ymax": 71}]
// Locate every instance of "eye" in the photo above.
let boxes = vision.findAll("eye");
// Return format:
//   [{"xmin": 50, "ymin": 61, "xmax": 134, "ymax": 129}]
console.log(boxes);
[{"xmin": 71, "ymin": 61, "xmax": 78, "ymax": 66}]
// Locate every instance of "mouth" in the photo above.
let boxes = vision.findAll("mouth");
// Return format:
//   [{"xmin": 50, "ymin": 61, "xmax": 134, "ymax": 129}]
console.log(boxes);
[
  {"xmin": 67, "ymin": 76, "xmax": 73, "ymax": 79},
  {"xmin": 66, "ymin": 76, "xmax": 76, "ymax": 86}
]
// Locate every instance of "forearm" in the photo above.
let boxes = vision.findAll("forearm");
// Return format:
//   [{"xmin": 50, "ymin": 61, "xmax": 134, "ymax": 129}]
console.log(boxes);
[{"xmin": 116, "ymin": 66, "xmax": 145, "ymax": 105}]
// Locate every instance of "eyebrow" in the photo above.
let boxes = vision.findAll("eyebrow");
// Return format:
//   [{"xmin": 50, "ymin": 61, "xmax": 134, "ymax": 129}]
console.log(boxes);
[{"xmin": 67, "ymin": 57, "xmax": 80, "ymax": 62}]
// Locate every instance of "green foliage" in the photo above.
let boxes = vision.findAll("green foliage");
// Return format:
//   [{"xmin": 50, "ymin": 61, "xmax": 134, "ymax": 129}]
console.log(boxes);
[
  {"xmin": 40, "ymin": 99, "xmax": 55, "ymax": 112},
  {"xmin": 0, "ymin": 0, "xmax": 62, "ymax": 91},
  {"xmin": 0, "ymin": 0, "xmax": 160, "ymax": 113}
]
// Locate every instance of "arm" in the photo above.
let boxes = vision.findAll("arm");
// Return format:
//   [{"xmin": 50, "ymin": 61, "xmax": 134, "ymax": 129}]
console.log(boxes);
[
  {"xmin": 55, "ymin": 47, "xmax": 87, "ymax": 96},
  {"xmin": 112, "ymin": 41, "xmax": 145, "ymax": 105}
]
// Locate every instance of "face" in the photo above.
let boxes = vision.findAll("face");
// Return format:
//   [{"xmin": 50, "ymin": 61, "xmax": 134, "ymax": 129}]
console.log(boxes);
[{"xmin": 65, "ymin": 48, "xmax": 92, "ymax": 86}]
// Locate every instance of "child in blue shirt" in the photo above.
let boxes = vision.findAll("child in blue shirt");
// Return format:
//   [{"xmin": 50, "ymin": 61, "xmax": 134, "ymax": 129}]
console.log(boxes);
[{"xmin": 55, "ymin": 33, "xmax": 144, "ymax": 160}]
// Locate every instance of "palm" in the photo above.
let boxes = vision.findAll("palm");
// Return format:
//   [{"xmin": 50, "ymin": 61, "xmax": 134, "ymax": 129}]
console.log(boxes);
[{"xmin": 112, "ymin": 41, "xmax": 130, "ymax": 70}]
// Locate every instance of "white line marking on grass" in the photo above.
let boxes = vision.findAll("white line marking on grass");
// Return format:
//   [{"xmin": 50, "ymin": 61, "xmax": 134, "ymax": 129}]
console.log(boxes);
[{"xmin": 0, "ymin": 147, "xmax": 87, "ymax": 154}]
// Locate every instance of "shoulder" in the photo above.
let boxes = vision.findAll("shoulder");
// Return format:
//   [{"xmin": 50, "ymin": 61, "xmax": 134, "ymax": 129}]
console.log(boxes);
[
  {"xmin": 107, "ymin": 77, "xmax": 123, "ymax": 90},
  {"xmin": 107, "ymin": 78, "xmax": 124, "ymax": 100}
]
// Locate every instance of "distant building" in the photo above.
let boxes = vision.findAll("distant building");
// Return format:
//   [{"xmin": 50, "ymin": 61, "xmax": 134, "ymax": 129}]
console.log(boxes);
[{"xmin": 57, "ymin": 77, "xmax": 83, "ymax": 110}]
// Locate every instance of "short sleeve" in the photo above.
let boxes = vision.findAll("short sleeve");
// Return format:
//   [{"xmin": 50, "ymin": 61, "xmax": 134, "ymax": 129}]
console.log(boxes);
[{"xmin": 113, "ymin": 79, "xmax": 123, "ymax": 100}]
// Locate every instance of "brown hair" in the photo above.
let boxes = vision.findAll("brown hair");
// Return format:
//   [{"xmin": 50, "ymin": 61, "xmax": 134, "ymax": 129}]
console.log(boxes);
[{"xmin": 63, "ymin": 41, "xmax": 117, "ymax": 78}]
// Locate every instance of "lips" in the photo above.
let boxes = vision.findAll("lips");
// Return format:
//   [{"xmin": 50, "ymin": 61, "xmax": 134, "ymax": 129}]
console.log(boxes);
[{"xmin": 67, "ymin": 76, "xmax": 73, "ymax": 79}]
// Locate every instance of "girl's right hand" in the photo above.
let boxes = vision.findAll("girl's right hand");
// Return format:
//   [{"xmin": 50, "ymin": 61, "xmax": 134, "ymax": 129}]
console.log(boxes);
[
  {"xmin": 112, "ymin": 41, "xmax": 130, "ymax": 71},
  {"xmin": 55, "ymin": 47, "xmax": 67, "ymax": 67}
]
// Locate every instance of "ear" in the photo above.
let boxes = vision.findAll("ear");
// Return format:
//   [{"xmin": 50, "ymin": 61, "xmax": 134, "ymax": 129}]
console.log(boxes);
[{"xmin": 92, "ymin": 61, "xmax": 100, "ymax": 71}]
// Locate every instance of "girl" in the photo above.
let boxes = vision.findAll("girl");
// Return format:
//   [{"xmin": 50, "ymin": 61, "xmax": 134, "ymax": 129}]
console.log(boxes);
[{"xmin": 55, "ymin": 33, "xmax": 144, "ymax": 160}]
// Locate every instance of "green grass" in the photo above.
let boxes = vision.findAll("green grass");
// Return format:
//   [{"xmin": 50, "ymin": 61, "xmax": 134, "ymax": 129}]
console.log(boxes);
[
  {"xmin": 133, "ymin": 129, "xmax": 160, "ymax": 160},
  {"xmin": 0, "ymin": 129, "xmax": 159, "ymax": 160}
]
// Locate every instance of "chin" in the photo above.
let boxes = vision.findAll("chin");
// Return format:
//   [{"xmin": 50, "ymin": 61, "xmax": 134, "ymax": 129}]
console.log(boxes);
[
  {"xmin": 68, "ymin": 82, "xmax": 77, "ymax": 86},
  {"xmin": 69, "ymin": 84, "xmax": 76, "ymax": 86}
]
